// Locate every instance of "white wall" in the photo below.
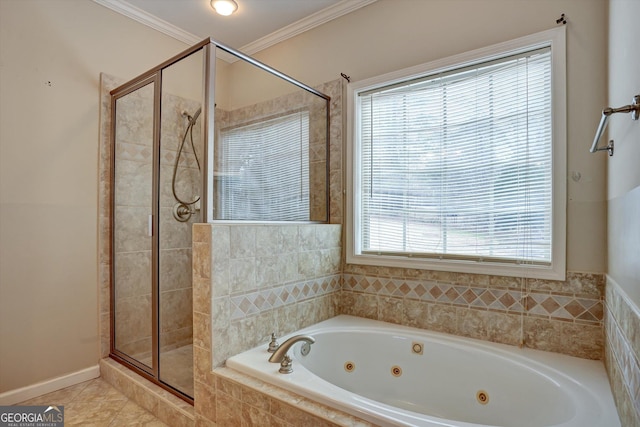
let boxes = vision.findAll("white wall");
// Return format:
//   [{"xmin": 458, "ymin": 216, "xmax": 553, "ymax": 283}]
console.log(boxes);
[
  {"xmin": 0, "ymin": 0, "xmax": 188, "ymax": 393},
  {"xmin": 607, "ymin": 0, "xmax": 640, "ymax": 302},
  {"xmin": 249, "ymin": 0, "xmax": 608, "ymax": 273}
]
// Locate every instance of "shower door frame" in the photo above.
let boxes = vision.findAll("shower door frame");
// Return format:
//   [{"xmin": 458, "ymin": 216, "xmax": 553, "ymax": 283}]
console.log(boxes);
[
  {"xmin": 109, "ymin": 38, "xmax": 332, "ymax": 404},
  {"xmin": 109, "ymin": 40, "xmax": 210, "ymax": 403},
  {"xmin": 109, "ymin": 73, "xmax": 161, "ymax": 380}
]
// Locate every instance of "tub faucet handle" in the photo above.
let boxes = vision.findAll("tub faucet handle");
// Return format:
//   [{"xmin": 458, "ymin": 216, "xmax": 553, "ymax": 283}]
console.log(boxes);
[
  {"xmin": 268, "ymin": 334, "xmax": 315, "ymax": 364},
  {"xmin": 279, "ymin": 354, "xmax": 293, "ymax": 374},
  {"xmin": 267, "ymin": 333, "xmax": 279, "ymax": 353}
]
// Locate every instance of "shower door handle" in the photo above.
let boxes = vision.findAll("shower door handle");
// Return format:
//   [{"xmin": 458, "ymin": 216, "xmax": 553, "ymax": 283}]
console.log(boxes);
[{"xmin": 148, "ymin": 214, "xmax": 153, "ymax": 237}]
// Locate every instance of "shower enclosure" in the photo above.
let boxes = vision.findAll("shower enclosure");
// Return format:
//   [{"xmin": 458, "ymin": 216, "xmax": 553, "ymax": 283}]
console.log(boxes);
[{"xmin": 109, "ymin": 39, "xmax": 329, "ymax": 400}]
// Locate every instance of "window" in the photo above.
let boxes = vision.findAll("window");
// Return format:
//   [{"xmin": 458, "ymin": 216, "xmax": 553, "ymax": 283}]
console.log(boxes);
[
  {"xmin": 218, "ymin": 111, "xmax": 309, "ymax": 220},
  {"xmin": 347, "ymin": 28, "xmax": 566, "ymax": 279}
]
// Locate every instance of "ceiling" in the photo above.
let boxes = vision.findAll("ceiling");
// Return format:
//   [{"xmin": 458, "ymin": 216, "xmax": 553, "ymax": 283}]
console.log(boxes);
[{"xmin": 94, "ymin": 0, "xmax": 377, "ymax": 58}]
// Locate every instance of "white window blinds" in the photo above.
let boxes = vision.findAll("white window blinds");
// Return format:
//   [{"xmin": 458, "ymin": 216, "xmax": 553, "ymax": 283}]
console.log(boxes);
[
  {"xmin": 219, "ymin": 111, "xmax": 310, "ymax": 221},
  {"xmin": 357, "ymin": 47, "xmax": 552, "ymax": 264}
]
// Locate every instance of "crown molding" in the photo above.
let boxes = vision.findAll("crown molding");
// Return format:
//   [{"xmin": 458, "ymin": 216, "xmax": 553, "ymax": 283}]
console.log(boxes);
[
  {"xmin": 238, "ymin": 0, "xmax": 378, "ymax": 58},
  {"xmin": 94, "ymin": 0, "xmax": 377, "ymax": 63},
  {"xmin": 92, "ymin": 0, "xmax": 201, "ymax": 45}
]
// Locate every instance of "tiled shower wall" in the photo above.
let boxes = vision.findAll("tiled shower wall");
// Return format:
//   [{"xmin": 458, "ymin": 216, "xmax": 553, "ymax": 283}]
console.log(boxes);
[
  {"xmin": 605, "ymin": 277, "xmax": 640, "ymax": 425},
  {"xmin": 158, "ymin": 93, "xmax": 202, "ymax": 353}
]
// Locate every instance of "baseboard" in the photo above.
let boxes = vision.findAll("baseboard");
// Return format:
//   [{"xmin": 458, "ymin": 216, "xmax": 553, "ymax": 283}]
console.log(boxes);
[{"xmin": 0, "ymin": 365, "xmax": 100, "ymax": 405}]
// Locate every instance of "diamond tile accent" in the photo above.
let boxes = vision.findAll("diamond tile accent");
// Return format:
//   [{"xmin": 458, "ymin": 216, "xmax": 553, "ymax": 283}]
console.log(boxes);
[
  {"xmin": 564, "ymin": 300, "xmax": 587, "ymax": 317},
  {"xmin": 226, "ymin": 274, "xmax": 342, "ymax": 320},
  {"xmin": 384, "ymin": 282, "xmax": 397, "ymax": 295},
  {"xmin": 462, "ymin": 289, "xmax": 477, "ymax": 304},
  {"xmin": 238, "ymin": 297, "xmax": 253, "ymax": 314},
  {"xmin": 499, "ymin": 292, "xmax": 517, "ymax": 308},
  {"xmin": 340, "ymin": 273, "xmax": 600, "ymax": 322},
  {"xmin": 414, "ymin": 284, "xmax": 427, "ymax": 298},
  {"xmin": 291, "ymin": 286, "xmax": 301, "ymax": 299},
  {"xmin": 588, "ymin": 302, "xmax": 604, "ymax": 321},
  {"xmin": 541, "ymin": 297, "xmax": 561, "ymax": 314},
  {"xmin": 578, "ymin": 310, "xmax": 598, "ymax": 322},
  {"xmin": 445, "ymin": 288, "xmax": 459, "ymax": 302},
  {"xmin": 280, "ymin": 289, "xmax": 290, "ymax": 304},
  {"xmin": 399, "ymin": 283, "xmax": 411, "ymax": 296},
  {"xmin": 480, "ymin": 290, "xmax": 497, "ymax": 306},
  {"xmin": 371, "ymin": 279, "xmax": 384, "ymax": 292},
  {"xmin": 429, "ymin": 286, "xmax": 443, "ymax": 299},
  {"xmin": 253, "ymin": 294, "xmax": 266, "ymax": 310}
]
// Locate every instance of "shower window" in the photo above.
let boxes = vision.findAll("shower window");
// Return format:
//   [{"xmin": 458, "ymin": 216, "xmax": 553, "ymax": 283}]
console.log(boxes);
[
  {"xmin": 347, "ymin": 27, "xmax": 566, "ymax": 280},
  {"xmin": 218, "ymin": 111, "xmax": 310, "ymax": 220}
]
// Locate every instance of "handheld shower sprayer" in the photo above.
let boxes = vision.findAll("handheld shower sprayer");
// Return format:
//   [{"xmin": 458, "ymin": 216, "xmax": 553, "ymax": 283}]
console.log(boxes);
[
  {"xmin": 182, "ymin": 107, "xmax": 202, "ymax": 125},
  {"xmin": 172, "ymin": 107, "xmax": 202, "ymax": 222},
  {"xmin": 191, "ymin": 107, "xmax": 201, "ymax": 124}
]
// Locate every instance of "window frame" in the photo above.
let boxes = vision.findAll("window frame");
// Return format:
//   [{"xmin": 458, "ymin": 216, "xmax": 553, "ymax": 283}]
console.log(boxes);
[{"xmin": 346, "ymin": 27, "xmax": 566, "ymax": 280}]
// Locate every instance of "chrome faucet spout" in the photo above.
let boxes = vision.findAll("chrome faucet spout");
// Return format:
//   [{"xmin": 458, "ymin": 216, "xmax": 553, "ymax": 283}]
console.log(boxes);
[{"xmin": 268, "ymin": 334, "xmax": 315, "ymax": 363}]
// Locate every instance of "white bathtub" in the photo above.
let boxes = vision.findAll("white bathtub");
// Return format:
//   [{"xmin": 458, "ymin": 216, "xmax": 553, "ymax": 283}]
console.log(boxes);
[{"xmin": 226, "ymin": 315, "xmax": 620, "ymax": 427}]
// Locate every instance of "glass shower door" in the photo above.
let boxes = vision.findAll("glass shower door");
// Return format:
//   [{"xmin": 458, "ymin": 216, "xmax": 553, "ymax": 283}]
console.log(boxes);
[
  {"xmin": 157, "ymin": 50, "xmax": 203, "ymax": 397},
  {"xmin": 112, "ymin": 79, "xmax": 156, "ymax": 371},
  {"xmin": 111, "ymin": 48, "xmax": 203, "ymax": 400}
]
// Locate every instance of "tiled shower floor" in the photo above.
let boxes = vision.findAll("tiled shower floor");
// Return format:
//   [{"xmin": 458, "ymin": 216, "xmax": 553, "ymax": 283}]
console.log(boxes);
[{"xmin": 17, "ymin": 377, "xmax": 166, "ymax": 426}]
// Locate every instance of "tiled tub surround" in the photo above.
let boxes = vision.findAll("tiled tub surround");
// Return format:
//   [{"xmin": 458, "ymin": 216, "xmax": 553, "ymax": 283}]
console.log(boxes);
[
  {"xmin": 192, "ymin": 223, "xmax": 606, "ymax": 426},
  {"xmin": 342, "ymin": 267, "xmax": 604, "ymax": 360},
  {"xmin": 193, "ymin": 223, "xmax": 341, "ymax": 366},
  {"xmin": 192, "ymin": 222, "xmax": 343, "ymax": 425},
  {"xmin": 227, "ymin": 316, "xmax": 619, "ymax": 427},
  {"xmin": 605, "ymin": 277, "xmax": 640, "ymax": 426}
]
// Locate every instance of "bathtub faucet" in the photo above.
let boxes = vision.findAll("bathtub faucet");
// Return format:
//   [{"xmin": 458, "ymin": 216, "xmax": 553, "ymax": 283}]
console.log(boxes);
[{"xmin": 268, "ymin": 334, "xmax": 315, "ymax": 368}]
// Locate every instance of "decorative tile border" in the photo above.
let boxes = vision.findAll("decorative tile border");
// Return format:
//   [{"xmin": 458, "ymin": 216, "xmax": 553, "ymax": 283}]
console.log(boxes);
[
  {"xmin": 343, "ymin": 273, "xmax": 603, "ymax": 324},
  {"xmin": 229, "ymin": 274, "xmax": 341, "ymax": 320}
]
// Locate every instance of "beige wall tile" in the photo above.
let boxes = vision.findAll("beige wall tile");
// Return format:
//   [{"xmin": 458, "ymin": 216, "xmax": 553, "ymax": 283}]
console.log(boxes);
[{"xmin": 194, "ymin": 381, "xmax": 216, "ymax": 423}]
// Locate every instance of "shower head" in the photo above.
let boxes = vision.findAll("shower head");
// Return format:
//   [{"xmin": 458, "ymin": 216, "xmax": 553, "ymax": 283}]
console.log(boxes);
[
  {"xmin": 181, "ymin": 108, "xmax": 202, "ymax": 124},
  {"xmin": 191, "ymin": 108, "xmax": 201, "ymax": 124}
]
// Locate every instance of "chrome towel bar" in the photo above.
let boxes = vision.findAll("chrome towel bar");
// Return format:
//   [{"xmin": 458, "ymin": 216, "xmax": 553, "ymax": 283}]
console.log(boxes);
[{"xmin": 590, "ymin": 95, "xmax": 640, "ymax": 156}]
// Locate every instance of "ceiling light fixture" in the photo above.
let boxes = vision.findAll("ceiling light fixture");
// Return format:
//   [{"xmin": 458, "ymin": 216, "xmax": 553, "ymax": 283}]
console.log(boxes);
[{"xmin": 210, "ymin": 0, "xmax": 238, "ymax": 16}]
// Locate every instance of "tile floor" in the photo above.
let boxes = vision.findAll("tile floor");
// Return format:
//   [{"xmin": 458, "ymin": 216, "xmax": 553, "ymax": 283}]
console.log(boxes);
[{"xmin": 17, "ymin": 377, "xmax": 167, "ymax": 426}]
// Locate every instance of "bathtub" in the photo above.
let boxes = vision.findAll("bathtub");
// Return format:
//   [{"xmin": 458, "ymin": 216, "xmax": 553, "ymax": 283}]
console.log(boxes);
[{"xmin": 226, "ymin": 315, "xmax": 620, "ymax": 427}]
